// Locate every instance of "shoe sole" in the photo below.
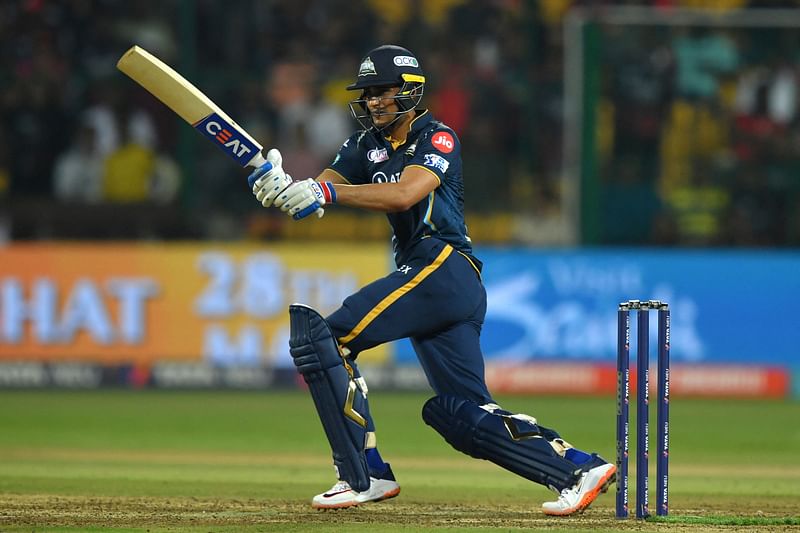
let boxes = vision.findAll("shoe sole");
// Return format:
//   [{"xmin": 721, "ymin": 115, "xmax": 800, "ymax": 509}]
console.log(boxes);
[
  {"xmin": 542, "ymin": 465, "xmax": 617, "ymax": 516},
  {"xmin": 312, "ymin": 487, "xmax": 401, "ymax": 510}
]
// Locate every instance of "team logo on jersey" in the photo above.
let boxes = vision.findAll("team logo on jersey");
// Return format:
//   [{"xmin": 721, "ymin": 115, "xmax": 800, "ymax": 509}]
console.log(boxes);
[
  {"xmin": 358, "ymin": 57, "xmax": 377, "ymax": 76},
  {"xmin": 424, "ymin": 153, "xmax": 450, "ymax": 173},
  {"xmin": 367, "ymin": 148, "xmax": 388, "ymax": 162},
  {"xmin": 431, "ymin": 131, "xmax": 454, "ymax": 153}
]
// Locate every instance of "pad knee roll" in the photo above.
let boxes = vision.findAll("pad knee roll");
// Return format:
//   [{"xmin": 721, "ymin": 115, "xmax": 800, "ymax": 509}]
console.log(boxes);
[
  {"xmin": 422, "ymin": 395, "xmax": 581, "ymax": 492},
  {"xmin": 289, "ymin": 304, "xmax": 371, "ymax": 492}
]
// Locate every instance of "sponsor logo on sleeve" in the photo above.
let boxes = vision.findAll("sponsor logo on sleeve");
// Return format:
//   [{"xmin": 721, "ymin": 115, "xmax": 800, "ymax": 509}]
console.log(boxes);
[
  {"xmin": 431, "ymin": 131, "xmax": 455, "ymax": 153},
  {"xmin": 367, "ymin": 148, "xmax": 389, "ymax": 163},
  {"xmin": 423, "ymin": 153, "xmax": 450, "ymax": 173}
]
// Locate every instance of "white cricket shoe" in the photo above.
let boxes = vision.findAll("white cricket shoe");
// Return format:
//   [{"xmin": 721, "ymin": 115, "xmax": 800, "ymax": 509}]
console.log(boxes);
[
  {"xmin": 541, "ymin": 462, "xmax": 616, "ymax": 516},
  {"xmin": 311, "ymin": 476, "xmax": 401, "ymax": 509}
]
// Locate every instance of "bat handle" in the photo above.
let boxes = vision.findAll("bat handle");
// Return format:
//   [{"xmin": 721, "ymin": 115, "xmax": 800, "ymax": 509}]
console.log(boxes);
[{"xmin": 247, "ymin": 151, "xmax": 267, "ymax": 168}]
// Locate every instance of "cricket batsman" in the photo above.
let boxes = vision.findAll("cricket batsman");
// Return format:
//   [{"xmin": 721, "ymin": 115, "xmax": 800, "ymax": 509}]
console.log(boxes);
[{"xmin": 247, "ymin": 44, "xmax": 616, "ymax": 515}]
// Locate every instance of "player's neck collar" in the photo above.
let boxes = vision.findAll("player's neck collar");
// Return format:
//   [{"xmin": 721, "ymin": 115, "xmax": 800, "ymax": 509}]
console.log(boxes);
[{"xmin": 384, "ymin": 109, "xmax": 429, "ymax": 149}]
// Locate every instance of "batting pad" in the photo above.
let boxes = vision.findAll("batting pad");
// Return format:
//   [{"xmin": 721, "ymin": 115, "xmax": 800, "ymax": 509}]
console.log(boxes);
[
  {"xmin": 289, "ymin": 304, "xmax": 371, "ymax": 492},
  {"xmin": 422, "ymin": 395, "xmax": 581, "ymax": 491}
]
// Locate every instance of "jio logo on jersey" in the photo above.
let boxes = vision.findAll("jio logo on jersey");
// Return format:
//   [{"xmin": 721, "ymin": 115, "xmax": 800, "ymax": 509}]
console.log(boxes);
[{"xmin": 431, "ymin": 132, "xmax": 454, "ymax": 154}]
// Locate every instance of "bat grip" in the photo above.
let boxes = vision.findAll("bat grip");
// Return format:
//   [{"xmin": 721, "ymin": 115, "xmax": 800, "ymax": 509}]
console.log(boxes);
[{"xmin": 247, "ymin": 151, "xmax": 267, "ymax": 168}]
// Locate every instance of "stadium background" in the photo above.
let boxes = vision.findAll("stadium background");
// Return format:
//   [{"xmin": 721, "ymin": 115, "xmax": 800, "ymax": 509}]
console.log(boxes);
[{"xmin": 1, "ymin": 0, "xmax": 799, "ymax": 395}]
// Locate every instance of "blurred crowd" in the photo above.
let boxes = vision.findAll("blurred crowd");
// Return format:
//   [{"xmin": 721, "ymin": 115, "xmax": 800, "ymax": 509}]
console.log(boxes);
[
  {"xmin": 1, "ymin": 0, "xmax": 799, "ymax": 245},
  {"xmin": 598, "ymin": 4, "xmax": 800, "ymax": 246}
]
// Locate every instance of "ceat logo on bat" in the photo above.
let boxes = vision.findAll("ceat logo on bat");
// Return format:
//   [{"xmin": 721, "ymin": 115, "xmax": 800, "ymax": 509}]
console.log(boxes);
[
  {"xmin": 431, "ymin": 131, "xmax": 454, "ymax": 153},
  {"xmin": 194, "ymin": 113, "xmax": 258, "ymax": 167}
]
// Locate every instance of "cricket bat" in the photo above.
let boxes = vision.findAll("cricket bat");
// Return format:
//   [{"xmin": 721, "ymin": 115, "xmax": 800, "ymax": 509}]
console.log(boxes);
[{"xmin": 116, "ymin": 45, "xmax": 267, "ymax": 169}]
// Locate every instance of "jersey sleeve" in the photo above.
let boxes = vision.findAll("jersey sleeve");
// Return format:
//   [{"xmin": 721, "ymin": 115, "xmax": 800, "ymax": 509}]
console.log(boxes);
[
  {"xmin": 326, "ymin": 132, "xmax": 368, "ymax": 185},
  {"xmin": 405, "ymin": 127, "xmax": 461, "ymax": 186}
]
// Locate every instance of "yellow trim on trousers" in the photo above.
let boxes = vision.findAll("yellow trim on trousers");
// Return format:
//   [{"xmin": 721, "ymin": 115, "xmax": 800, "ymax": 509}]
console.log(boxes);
[{"xmin": 338, "ymin": 245, "xmax": 454, "ymax": 345}]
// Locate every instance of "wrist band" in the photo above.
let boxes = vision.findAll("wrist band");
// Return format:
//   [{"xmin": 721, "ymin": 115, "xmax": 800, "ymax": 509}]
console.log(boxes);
[{"xmin": 320, "ymin": 181, "xmax": 337, "ymax": 203}]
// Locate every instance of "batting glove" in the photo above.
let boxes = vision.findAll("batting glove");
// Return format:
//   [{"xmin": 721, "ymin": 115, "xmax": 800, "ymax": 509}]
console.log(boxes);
[
  {"xmin": 247, "ymin": 148, "xmax": 293, "ymax": 207},
  {"xmin": 274, "ymin": 178, "xmax": 336, "ymax": 220}
]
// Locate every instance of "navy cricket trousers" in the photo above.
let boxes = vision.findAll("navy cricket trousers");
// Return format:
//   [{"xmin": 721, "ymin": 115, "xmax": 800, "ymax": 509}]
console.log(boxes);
[{"xmin": 326, "ymin": 237, "xmax": 492, "ymax": 411}]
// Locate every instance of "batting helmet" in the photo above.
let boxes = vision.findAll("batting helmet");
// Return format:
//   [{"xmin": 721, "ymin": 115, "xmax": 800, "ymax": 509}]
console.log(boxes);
[{"xmin": 347, "ymin": 45, "xmax": 426, "ymax": 130}]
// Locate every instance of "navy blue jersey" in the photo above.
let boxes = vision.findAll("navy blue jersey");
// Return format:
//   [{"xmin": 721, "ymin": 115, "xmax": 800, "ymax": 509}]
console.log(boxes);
[{"xmin": 327, "ymin": 110, "xmax": 477, "ymax": 269}]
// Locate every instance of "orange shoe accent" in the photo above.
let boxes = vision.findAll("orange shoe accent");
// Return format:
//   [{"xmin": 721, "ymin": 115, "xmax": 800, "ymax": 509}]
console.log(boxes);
[{"xmin": 543, "ymin": 464, "xmax": 617, "ymax": 516}]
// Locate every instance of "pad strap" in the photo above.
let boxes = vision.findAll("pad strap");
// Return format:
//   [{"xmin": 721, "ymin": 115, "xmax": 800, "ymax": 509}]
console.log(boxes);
[{"xmin": 422, "ymin": 395, "xmax": 581, "ymax": 491}]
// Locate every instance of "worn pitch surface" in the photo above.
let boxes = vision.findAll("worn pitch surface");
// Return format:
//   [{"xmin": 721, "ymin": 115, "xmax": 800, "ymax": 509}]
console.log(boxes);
[{"xmin": 1, "ymin": 391, "xmax": 798, "ymax": 532}]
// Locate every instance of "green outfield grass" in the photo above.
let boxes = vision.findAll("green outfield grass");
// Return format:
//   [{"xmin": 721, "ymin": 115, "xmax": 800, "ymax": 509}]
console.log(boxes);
[{"xmin": 0, "ymin": 390, "xmax": 798, "ymax": 532}]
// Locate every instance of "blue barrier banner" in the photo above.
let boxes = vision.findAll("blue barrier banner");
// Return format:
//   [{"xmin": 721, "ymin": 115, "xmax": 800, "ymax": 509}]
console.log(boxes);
[{"xmin": 394, "ymin": 249, "xmax": 800, "ymax": 366}]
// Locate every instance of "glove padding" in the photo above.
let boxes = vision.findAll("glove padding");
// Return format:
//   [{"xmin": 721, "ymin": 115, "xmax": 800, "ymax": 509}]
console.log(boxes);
[
  {"xmin": 247, "ymin": 148, "xmax": 293, "ymax": 207},
  {"xmin": 274, "ymin": 179, "xmax": 336, "ymax": 220}
]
